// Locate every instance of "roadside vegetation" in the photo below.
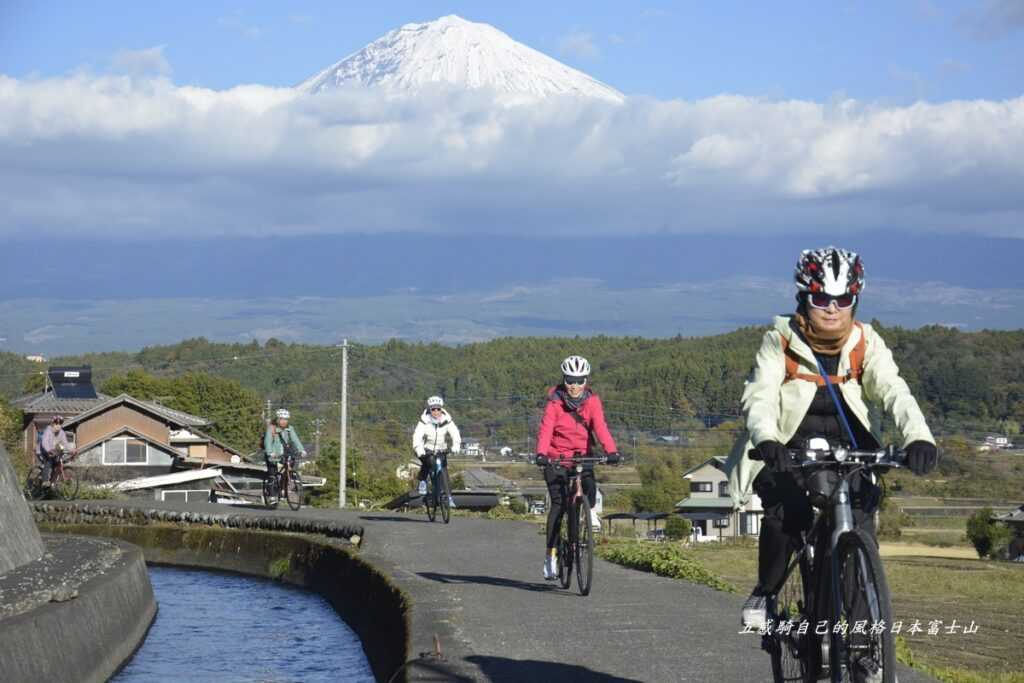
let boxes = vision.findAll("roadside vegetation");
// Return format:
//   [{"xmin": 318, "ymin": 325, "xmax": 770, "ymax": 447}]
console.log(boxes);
[{"xmin": 599, "ymin": 536, "xmax": 1023, "ymax": 683}]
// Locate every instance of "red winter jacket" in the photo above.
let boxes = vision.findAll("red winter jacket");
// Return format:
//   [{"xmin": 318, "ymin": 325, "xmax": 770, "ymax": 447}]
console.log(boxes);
[{"xmin": 536, "ymin": 387, "xmax": 617, "ymax": 463}]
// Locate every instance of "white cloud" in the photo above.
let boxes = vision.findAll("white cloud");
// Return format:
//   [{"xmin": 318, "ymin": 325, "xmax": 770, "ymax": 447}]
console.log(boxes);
[
  {"xmin": 0, "ymin": 73, "xmax": 1022, "ymax": 240},
  {"xmin": 111, "ymin": 45, "xmax": 172, "ymax": 77},
  {"xmin": 558, "ymin": 30, "xmax": 600, "ymax": 61}
]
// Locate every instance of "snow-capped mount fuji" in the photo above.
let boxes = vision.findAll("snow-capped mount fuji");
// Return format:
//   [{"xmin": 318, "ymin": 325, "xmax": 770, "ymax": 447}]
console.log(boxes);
[{"xmin": 297, "ymin": 15, "xmax": 624, "ymax": 102}]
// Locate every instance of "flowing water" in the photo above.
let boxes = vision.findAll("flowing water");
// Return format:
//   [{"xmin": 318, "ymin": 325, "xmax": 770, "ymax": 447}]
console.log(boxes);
[{"xmin": 113, "ymin": 565, "xmax": 375, "ymax": 682}]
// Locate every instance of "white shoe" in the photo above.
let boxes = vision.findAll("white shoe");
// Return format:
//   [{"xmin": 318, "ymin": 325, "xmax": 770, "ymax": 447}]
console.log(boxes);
[
  {"xmin": 590, "ymin": 510, "xmax": 602, "ymax": 531},
  {"xmin": 417, "ymin": 481, "xmax": 427, "ymax": 496},
  {"xmin": 741, "ymin": 591, "xmax": 768, "ymax": 631},
  {"xmin": 543, "ymin": 555, "xmax": 558, "ymax": 580}
]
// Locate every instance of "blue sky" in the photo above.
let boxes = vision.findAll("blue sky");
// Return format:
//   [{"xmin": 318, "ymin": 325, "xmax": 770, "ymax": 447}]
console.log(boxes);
[
  {"xmin": 1, "ymin": 1, "xmax": 1024, "ymax": 353},
  {"xmin": 3, "ymin": 0, "xmax": 1022, "ymax": 102}
]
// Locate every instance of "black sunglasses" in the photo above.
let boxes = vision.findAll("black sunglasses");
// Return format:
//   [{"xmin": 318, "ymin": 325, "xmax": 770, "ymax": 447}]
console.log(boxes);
[
  {"xmin": 563, "ymin": 376, "xmax": 587, "ymax": 386},
  {"xmin": 429, "ymin": 407, "xmax": 443, "ymax": 412}
]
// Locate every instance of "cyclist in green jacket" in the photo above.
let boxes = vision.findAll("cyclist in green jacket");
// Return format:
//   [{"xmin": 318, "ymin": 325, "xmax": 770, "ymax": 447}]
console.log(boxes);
[{"xmin": 264, "ymin": 408, "xmax": 306, "ymax": 482}]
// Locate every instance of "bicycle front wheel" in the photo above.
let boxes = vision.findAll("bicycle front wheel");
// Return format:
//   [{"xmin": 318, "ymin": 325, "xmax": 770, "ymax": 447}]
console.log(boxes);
[
  {"xmin": 425, "ymin": 477, "xmax": 437, "ymax": 522},
  {"xmin": 831, "ymin": 528, "xmax": 896, "ymax": 683},
  {"xmin": 286, "ymin": 471, "xmax": 302, "ymax": 511},
  {"xmin": 575, "ymin": 497, "xmax": 594, "ymax": 596},
  {"xmin": 558, "ymin": 514, "xmax": 573, "ymax": 590},
  {"xmin": 439, "ymin": 471, "xmax": 451, "ymax": 524},
  {"xmin": 768, "ymin": 553, "xmax": 815, "ymax": 683},
  {"xmin": 55, "ymin": 467, "xmax": 79, "ymax": 501}
]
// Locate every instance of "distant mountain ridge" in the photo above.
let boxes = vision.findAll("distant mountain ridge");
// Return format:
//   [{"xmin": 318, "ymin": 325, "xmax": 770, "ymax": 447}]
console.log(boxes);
[{"xmin": 298, "ymin": 14, "xmax": 624, "ymax": 101}]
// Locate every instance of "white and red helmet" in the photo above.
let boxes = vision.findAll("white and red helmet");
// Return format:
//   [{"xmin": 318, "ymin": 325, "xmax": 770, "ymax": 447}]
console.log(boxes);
[{"xmin": 795, "ymin": 247, "xmax": 865, "ymax": 297}]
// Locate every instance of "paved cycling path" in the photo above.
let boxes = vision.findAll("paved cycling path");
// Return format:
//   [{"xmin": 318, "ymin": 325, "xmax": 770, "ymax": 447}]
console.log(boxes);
[
  {"xmin": 355, "ymin": 511, "xmax": 936, "ymax": 683},
  {"xmin": 38, "ymin": 500, "xmax": 936, "ymax": 682}
]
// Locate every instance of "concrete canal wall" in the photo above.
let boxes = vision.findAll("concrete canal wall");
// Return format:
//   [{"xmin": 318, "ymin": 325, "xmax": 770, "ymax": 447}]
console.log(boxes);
[
  {"xmin": 35, "ymin": 506, "xmax": 411, "ymax": 683},
  {"xmin": 0, "ymin": 445, "xmax": 156, "ymax": 683},
  {"xmin": 0, "ymin": 444, "xmax": 44, "ymax": 573}
]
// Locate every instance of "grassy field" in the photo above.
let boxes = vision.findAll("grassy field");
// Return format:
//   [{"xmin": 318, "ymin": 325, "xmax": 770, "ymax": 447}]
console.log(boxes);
[{"xmin": 683, "ymin": 541, "xmax": 1024, "ymax": 682}]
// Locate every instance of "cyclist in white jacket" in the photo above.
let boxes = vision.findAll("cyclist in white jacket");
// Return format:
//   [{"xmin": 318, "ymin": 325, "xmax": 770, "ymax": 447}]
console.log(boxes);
[
  {"xmin": 413, "ymin": 396, "xmax": 461, "ymax": 503},
  {"xmin": 726, "ymin": 246, "xmax": 938, "ymax": 630}
]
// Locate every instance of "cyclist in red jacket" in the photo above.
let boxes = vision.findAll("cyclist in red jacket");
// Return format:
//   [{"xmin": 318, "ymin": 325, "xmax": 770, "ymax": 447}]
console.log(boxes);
[{"xmin": 536, "ymin": 355, "xmax": 620, "ymax": 580}]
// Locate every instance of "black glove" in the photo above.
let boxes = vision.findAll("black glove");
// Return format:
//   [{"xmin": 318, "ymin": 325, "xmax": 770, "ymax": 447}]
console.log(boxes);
[
  {"xmin": 757, "ymin": 441, "xmax": 792, "ymax": 474},
  {"xmin": 535, "ymin": 453, "xmax": 550, "ymax": 466},
  {"xmin": 605, "ymin": 452, "xmax": 622, "ymax": 465},
  {"xmin": 905, "ymin": 441, "xmax": 938, "ymax": 476}
]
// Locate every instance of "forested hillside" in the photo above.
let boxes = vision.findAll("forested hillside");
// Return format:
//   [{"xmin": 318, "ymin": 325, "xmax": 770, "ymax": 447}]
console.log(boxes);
[{"xmin": 2, "ymin": 323, "xmax": 1022, "ymax": 458}]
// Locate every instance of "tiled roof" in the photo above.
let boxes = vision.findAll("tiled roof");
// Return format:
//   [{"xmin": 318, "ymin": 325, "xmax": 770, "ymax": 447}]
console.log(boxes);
[
  {"xmin": 681, "ymin": 456, "xmax": 728, "ymax": 478},
  {"xmin": 12, "ymin": 390, "xmax": 112, "ymax": 416},
  {"xmin": 462, "ymin": 468, "xmax": 516, "ymax": 490},
  {"xmin": 995, "ymin": 505, "xmax": 1024, "ymax": 524},
  {"xmin": 136, "ymin": 399, "xmax": 210, "ymax": 427},
  {"xmin": 675, "ymin": 497, "xmax": 735, "ymax": 510},
  {"xmin": 64, "ymin": 394, "xmax": 210, "ymax": 428}
]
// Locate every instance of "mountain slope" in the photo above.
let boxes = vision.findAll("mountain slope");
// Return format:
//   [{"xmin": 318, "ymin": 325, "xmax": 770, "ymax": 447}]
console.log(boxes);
[{"xmin": 297, "ymin": 14, "xmax": 624, "ymax": 102}]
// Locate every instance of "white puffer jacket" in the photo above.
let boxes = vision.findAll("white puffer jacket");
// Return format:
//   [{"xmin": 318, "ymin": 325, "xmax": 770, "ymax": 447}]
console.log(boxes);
[
  {"xmin": 725, "ymin": 316, "xmax": 935, "ymax": 507},
  {"xmin": 413, "ymin": 410, "xmax": 462, "ymax": 456}
]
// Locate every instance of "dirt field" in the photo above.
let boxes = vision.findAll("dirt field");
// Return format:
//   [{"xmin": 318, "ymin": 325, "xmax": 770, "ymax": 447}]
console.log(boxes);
[{"xmin": 879, "ymin": 542, "xmax": 978, "ymax": 559}]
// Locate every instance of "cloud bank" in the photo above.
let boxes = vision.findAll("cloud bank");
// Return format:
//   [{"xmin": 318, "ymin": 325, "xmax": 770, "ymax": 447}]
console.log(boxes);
[{"xmin": 1, "ymin": 70, "xmax": 1023, "ymax": 239}]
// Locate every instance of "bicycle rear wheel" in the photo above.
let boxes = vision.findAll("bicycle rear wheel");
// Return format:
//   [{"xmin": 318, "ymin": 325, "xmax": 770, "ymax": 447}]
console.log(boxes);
[
  {"xmin": 286, "ymin": 470, "xmax": 302, "ymax": 511},
  {"xmin": 768, "ymin": 554, "xmax": 815, "ymax": 683},
  {"xmin": 54, "ymin": 466, "xmax": 78, "ymax": 501},
  {"xmin": 425, "ymin": 476, "xmax": 437, "ymax": 522},
  {"xmin": 558, "ymin": 514, "xmax": 573, "ymax": 589},
  {"xmin": 24, "ymin": 466, "xmax": 44, "ymax": 500},
  {"xmin": 831, "ymin": 528, "xmax": 896, "ymax": 683},
  {"xmin": 575, "ymin": 497, "xmax": 594, "ymax": 596},
  {"xmin": 439, "ymin": 471, "xmax": 451, "ymax": 524}
]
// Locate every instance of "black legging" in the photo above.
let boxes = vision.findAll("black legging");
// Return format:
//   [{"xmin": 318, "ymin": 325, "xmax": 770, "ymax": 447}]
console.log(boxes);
[
  {"xmin": 418, "ymin": 451, "xmax": 448, "ymax": 482},
  {"xmin": 544, "ymin": 464, "xmax": 596, "ymax": 550}
]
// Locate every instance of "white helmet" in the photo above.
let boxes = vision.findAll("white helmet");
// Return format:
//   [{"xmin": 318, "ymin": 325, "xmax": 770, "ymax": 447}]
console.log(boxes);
[
  {"xmin": 426, "ymin": 396, "xmax": 444, "ymax": 409},
  {"xmin": 275, "ymin": 408, "xmax": 290, "ymax": 420},
  {"xmin": 795, "ymin": 246, "xmax": 865, "ymax": 297},
  {"xmin": 560, "ymin": 355, "xmax": 591, "ymax": 377}
]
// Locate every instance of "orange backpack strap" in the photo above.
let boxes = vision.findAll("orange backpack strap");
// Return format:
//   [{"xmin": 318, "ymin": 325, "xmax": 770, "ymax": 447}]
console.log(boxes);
[
  {"xmin": 781, "ymin": 321, "xmax": 866, "ymax": 386},
  {"xmin": 846, "ymin": 322, "xmax": 866, "ymax": 383}
]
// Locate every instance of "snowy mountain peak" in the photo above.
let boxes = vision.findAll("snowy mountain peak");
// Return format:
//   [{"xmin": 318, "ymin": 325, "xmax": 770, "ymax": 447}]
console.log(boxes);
[{"xmin": 298, "ymin": 15, "xmax": 624, "ymax": 102}]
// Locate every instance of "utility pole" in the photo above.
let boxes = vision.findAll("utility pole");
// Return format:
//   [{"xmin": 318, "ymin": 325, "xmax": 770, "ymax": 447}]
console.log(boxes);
[{"xmin": 339, "ymin": 339, "xmax": 348, "ymax": 508}]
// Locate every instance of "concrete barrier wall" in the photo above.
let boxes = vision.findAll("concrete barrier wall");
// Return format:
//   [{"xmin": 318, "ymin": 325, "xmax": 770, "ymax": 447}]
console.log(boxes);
[
  {"xmin": 0, "ymin": 540, "xmax": 156, "ymax": 683},
  {"xmin": 0, "ymin": 444, "xmax": 44, "ymax": 574},
  {"xmin": 40, "ymin": 521, "xmax": 410, "ymax": 683}
]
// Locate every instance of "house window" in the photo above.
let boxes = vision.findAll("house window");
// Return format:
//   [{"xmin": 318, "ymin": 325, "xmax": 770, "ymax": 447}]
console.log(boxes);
[
  {"xmin": 690, "ymin": 481, "xmax": 713, "ymax": 493},
  {"xmin": 103, "ymin": 438, "xmax": 149, "ymax": 465},
  {"xmin": 719, "ymin": 481, "xmax": 730, "ymax": 497},
  {"xmin": 713, "ymin": 517, "xmax": 730, "ymax": 528},
  {"xmin": 104, "ymin": 440, "xmax": 125, "ymax": 465},
  {"xmin": 126, "ymin": 440, "xmax": 146, "ymax": 464},
  {"xmin": 160, "ymin": 490, "xmax": 210, "ymax": 503}
]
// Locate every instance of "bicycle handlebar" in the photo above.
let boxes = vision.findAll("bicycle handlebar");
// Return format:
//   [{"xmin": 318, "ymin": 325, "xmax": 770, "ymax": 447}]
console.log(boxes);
[{"xmin": 748, "ymin": 445, "xmax": 906, "ymax": 470}]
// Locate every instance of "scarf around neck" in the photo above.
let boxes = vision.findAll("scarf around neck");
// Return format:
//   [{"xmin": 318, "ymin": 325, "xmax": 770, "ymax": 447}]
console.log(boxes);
[
  {"xmin": 791, "ymin": 312, "xmax": 854, "ymax": 356},
  {"xmin": 557, "ymin": 385, "xmax": 591, "ymax": 411}
]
